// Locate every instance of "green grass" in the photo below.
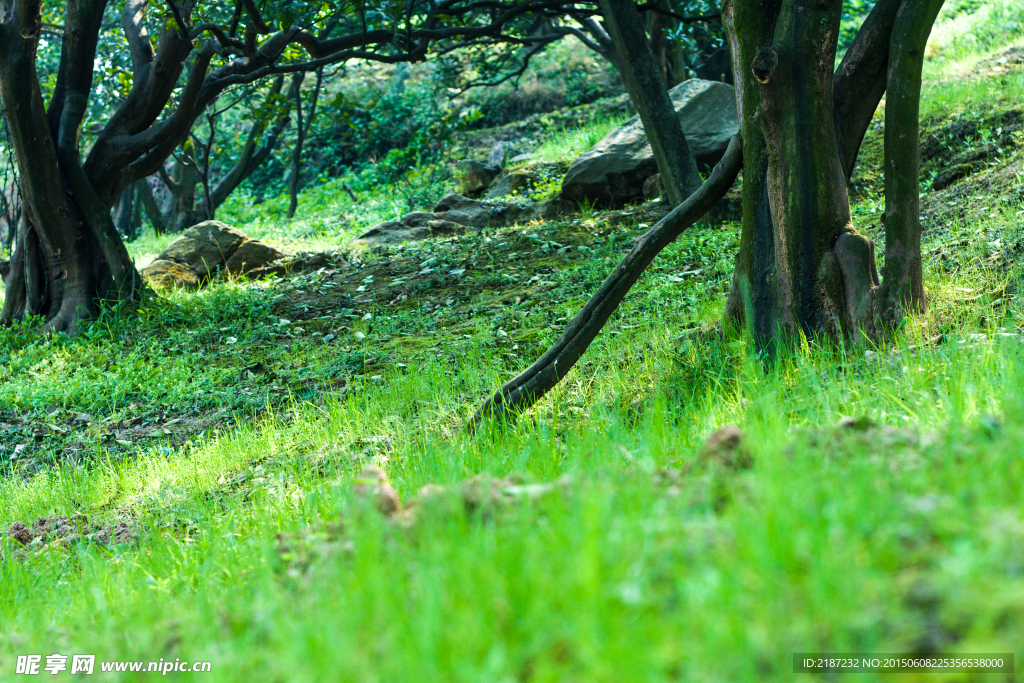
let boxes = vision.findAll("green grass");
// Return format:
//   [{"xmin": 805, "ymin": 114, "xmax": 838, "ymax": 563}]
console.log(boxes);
[
  {"xmin": 2, "ymin": 29, "xmax": 1024, "ymax": 683},
  {"xmin": 531, "ymin": 114, "xmax": 630, "ymax": 164}
]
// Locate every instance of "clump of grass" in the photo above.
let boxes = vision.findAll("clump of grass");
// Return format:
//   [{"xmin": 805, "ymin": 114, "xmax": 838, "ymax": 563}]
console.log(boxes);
[{"xmin": 532, "ymin": 114, "xmax": 630, "ymax": 164}]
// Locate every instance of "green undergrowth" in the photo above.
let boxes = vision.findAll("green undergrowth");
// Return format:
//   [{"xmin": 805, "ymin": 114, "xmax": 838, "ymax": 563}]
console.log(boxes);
[{"xmin": 2, "ymin": 34, "xmax": 1024, "ymax": 683}]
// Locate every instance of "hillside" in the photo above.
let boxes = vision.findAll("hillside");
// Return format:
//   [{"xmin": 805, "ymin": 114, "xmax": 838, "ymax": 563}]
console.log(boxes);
[{"xmin": 2, "ymin": 17, "xmax": 1024, "ymax": 683}]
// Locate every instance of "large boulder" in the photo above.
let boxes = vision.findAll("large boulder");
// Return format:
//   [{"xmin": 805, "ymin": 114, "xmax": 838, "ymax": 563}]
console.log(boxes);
[
  {"xmin": 152, "ymin": 220, "xmax": 247, "ymax": 278},
  {"xmin": 560, "ymin": 79, "xmax": 738, "ymax": 207},
  {"xmin": 141, "ymin": 220, "xmax": 286, "ymax": 287}
]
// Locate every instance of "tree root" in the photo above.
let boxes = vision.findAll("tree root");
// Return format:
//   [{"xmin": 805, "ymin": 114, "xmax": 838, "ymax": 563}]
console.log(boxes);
[{"xmin": 469, "ymin": 135, "xmax": 743, "ymax": 432}]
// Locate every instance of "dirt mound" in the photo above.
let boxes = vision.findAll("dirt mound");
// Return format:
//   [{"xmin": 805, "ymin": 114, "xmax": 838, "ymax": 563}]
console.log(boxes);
[{"xmin": 6, "ymin": 514, "xmax": 140, "ymax": 549}]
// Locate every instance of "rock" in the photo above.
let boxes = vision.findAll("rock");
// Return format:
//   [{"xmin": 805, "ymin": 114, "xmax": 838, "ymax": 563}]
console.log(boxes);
[
  {"xmin": 154, "ymin": 220, "xmax": 248, "ymax": 278},
  {"xmin": 506, "ymin": 197, "xmax": 578, "ymax": 224},
  {"xmin": 353, "ymin": 465, "xmax": 401, "ymax": 517},
  {"xmin": 458, "ymin": 160, "xmax": 498, "ymax": 195},
  {"xmin": 697, "ymin": 425, "xmax": 752, "ymax": 470},
  {"xmin": 643, "ymin": 173, "xmax": 664, "ymax": 202},
  {"xmin": 561, "ymin": 79, "xmax": 738, "ymax": 207},
  {"xmin": 487, "ymin": 141, "xmax": 523, "ymax": 170},
  {"xmin": 432, "ymin": 194, "xmax": 505, "ymax": 228},
  {"xmin": 351, "ymin": 213, "xmax": 465, "ymax": 246},
  {"xmin": 224, "ymin": 239, "xmax": 286, "ymax": 275},
  {"xmin": 484, "ymin": 171, "xmax": 533, "ymax": 200},
  {"xmin": 140, "ymin": 259, "xmax": 200, "ymax": 290},
  {"xmin": 141, "ymin": 220, "xmax": 288, "ymax": 286},
  {"xmin": 354, "ymin": 192, "xmax": 580, "ymax": 247}
]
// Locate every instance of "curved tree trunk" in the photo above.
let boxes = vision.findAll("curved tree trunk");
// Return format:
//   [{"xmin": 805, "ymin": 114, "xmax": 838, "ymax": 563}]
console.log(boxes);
[{"xmin": 470, "ymin": 136, "xmax": 742, "ymax": 429}]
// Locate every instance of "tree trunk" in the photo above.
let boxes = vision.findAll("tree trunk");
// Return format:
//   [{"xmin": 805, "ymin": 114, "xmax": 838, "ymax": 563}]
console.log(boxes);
[
  {"xmin": 598, "ymin": 0, "xmax": 702, "ymax": 206},
  {"xmin": 136, "ymin": 178, "xmax": 167, "ymax": 236},
  {"xmin": 723, "ymin": 0, "xmax": 939, "ymax": 345},
  {"xmin": 874, "ymin": 0, "xmax": 943, "ymax": 325},
  {"xmin": 113, "ymin": 182, "xmax": 143, "ymax": 240},
  {"xmin": 647, "ymin": 0, "xmax": 677, "ymax": 89},
  {"xmin": 159, "ymin": 153, "xmax": 204, "ymax": 234},
  {"xmin": 0, "ymin": 0, "xmax": 139, "ymax": 334}
]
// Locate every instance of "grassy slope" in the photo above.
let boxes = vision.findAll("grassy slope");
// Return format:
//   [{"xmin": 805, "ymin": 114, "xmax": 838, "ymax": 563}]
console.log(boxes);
[{"xmin": 2, "ymin": 19, "xmax": 1024, "ymax": 683}]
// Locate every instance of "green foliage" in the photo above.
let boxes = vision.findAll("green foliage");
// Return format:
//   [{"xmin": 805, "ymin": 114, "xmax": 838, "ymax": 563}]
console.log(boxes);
[{"xmin": 928, "ymin": 0, "xmax": 1024, "ymax": 62}]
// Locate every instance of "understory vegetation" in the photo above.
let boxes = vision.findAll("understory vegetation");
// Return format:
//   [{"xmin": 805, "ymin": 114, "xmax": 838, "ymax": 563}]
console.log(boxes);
[{"xmin": 2, "ymin": 6, "xmax": 1024, "ymax": 681}]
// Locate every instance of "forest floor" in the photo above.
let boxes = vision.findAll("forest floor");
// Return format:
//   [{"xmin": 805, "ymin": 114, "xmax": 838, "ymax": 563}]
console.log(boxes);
[{"xmin": 1, "ymin": 36, "xmax": 1024, "ymax": 683}]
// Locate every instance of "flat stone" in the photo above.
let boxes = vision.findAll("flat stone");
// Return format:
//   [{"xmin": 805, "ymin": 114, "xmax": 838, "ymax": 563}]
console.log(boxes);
[
  {"xmin": 432, "ymin": 194, "xmax": 506, "ymax": 228},
  {"xmin": 351, "ymin": 215, "xmax": 465, "ymax": 246}
]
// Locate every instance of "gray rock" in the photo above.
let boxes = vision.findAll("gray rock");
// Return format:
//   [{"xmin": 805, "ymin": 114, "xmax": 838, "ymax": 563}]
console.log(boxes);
[
  {"xmin": 506, "ymin": 197, "xmax": 578, "ymax": 224},
  {"xmin": 432, "ymin": 194, "xmax": 505, "ymax": 228},
  {"xmin": 560, "ymin": 79, "xmax": 738, "ymax": 207},
  {"xmin": 351, "ymin": 213, "xmax": 465, "ymax": 246},
  {"xmin": 458, "ymin": 160, "xmax": 498, "ymax": 195},
  {"xmin": 486, "ymin": 141, "xmax": 523, "ymax": 170},
  {"xmin": 484, "ymin": 172, "xmax": 533, "ymax": 200},
  {"xmin": 643, "ymin": 173, "xmax": 665, "ymax": 202},
  {"xmin": 354, "ymin": 192, "xmax": 581, "ymax": 247},
  {"xmin": 225, "ymin": 239, "xmax": 286, "ymax": 274}
]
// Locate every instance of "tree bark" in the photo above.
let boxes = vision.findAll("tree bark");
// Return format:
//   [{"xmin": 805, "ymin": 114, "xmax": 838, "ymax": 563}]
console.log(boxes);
[
  {"xmin": 721, "ymin": 0, "xmax": 781, "ymax": 343},
  {"xmin": 647, "ymin": 0, "xmax": 677, "ymax": 88},
  {"xmin": 0, "ymin": 0, "xmax": 140, "ymax": 333},
  {"xmin": 873, "ymin": 0, "xmax": 943, "ymax": 325},
  {"xmin": 832, "ymin": 0, "xmax": 902, "ymax": 181},
  {"xmin": 286, "ymin": 68, "xmax": 322, "ymax": 220},
  {"xmin": 724, "ymin": 0, "xmax": 941, "ymax": 344},
  {"xmin": 598, "ymin": 0, "xmax": 702, "ymax": 206}
]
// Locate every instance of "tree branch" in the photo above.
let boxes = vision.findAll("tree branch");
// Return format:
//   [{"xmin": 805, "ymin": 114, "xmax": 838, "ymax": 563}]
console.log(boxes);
[
  {"xmin": 832, "ymin": 0, "xmax": 901, "ymax": 182},
  {"xmin": 121, "ymin": 0, "xmax": 155, "ymax": 81}
]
